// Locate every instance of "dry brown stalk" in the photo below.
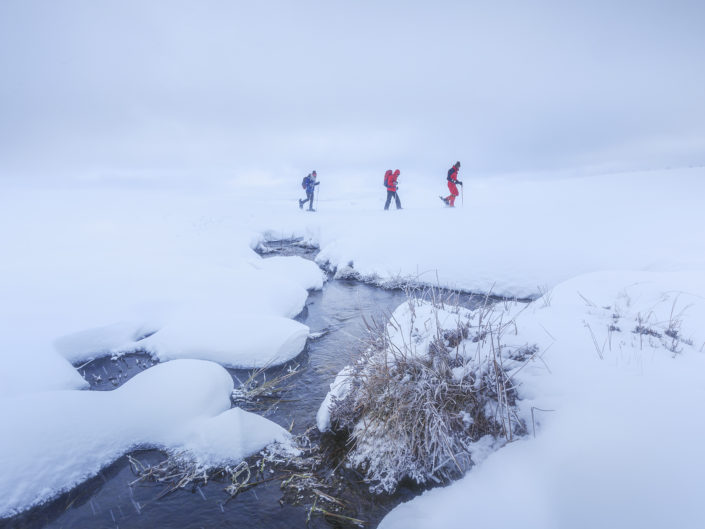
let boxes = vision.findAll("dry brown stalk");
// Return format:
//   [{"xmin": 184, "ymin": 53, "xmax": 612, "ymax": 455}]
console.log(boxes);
[{"xmin": 325, "ymin": 287, "xmax": 528, "ymax": 493}]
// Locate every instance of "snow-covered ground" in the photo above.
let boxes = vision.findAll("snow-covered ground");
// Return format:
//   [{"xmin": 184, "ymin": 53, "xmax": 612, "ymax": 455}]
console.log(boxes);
[
  {"xmin": 379, "ymin": 269, "xmax": 705, "ymax": 529},
  {"xmin": 258, "ymin": 168, "xmax": 704, "ymax": 298},
  {"xmin": 1, "ymin": 166, "xmax": 703, "ymax": 522}
]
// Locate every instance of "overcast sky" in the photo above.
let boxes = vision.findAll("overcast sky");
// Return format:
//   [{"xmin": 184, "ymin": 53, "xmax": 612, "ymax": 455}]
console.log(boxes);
[{"xmin": 1, "ymin": 0, "xmax": 704, "ymax": 186}]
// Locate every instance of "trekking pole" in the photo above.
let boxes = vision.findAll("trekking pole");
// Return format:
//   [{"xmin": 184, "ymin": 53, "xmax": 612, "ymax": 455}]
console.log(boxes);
[
  {"xmin": 461, "ymin": 184, "xmax": 464, "ymax": 206},
  {"xmin": 316, "ymin": 185, "xmax": 320, "ymax": 211}
]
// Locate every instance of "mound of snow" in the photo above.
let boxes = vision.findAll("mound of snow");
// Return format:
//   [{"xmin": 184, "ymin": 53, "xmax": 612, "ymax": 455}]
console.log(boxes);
[
  {"xmin": 0, "ymin": 359, "xmax": 290, "ymax": 518},
  {"xmin": 137, "ymin": 312, "xmax": 310, "ymax": 368},
  {"xmin": 254, "ymin": 255, "xmax": 325, "ymax": 291}
]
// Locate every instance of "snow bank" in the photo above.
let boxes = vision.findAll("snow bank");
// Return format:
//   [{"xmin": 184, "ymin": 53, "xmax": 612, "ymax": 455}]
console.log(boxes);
[
  {"xmin": 137, "ymin": 313, "xmax": 310, "ymax": 368},
  {"xmin": 379, "ymin": 269, "xmax": 705, "ymax": 529},
  {"xmin": 52, "ymin": 261, "xmax": 315, "ymax": 366},
  {"xmin": 0, "ymin": 359, "xmax": 290, "ymax": 518},
  {"xmin": 255, "ymin": 255, "xmax": 326, "ymax": 291},
  {"xmin": 259, "ymin": 168, "xmax": 705, "ymax": 298},
  {"xmin": 0, "ymin": 186, "xmax": 322, "ymax": 517},
  {"xmin": 0, "ymin": 187, "xmax": 325, "ymax": 399},
  {"xmin": 55, "ymin": 312, "xmax": 310, "ymax": 369}
]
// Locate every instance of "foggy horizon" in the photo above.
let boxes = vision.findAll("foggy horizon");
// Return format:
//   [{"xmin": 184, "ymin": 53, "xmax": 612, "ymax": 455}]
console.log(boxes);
[{"xmin": 1, "ymin": 0, "xmax": 704, "ymax": 186}]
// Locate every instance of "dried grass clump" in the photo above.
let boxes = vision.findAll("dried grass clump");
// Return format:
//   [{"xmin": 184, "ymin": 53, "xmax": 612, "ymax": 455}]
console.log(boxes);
[
  {"xmin": 128, "ymin": 452, "xmax": 212, "ymax": 500},
  {"xmin": 326, "ymin": 289, "xmax": 527, "ymax": 494},
  {"xmin": 231, "ymin": 362, "xmax": 301, "ymax": 410},
  {"xmin": 127, "ymin": 431, "xmax": 365, "ymax": 522}
]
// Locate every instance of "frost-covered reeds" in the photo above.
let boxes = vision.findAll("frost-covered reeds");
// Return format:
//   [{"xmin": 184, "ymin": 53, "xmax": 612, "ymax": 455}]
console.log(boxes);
[
  {"xmin": 324, "ymin": 288, "xmax": 531, "ymax": 493},
  {"xmin": 231, "ymin": 362, "xmax": 301, "ymax": 404}
]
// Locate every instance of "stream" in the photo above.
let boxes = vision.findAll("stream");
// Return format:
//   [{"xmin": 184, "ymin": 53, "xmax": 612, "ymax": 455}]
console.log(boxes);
[{"xmin": 9, "ymin": 243, "xmax": 485, "ymax": 529}]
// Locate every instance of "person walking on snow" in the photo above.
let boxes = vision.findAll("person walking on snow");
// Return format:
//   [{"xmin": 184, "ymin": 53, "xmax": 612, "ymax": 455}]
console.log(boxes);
[
  {"xmin": 441, "ymin": 161, "xmax": 462, "ymax": 207},
  {"xmin": 384, "ymin": 169, "xmax": 402, "ymax": 210},
  {"xmin": 299, "ymin": 170, "xmax": 319, "ymax": 211}
]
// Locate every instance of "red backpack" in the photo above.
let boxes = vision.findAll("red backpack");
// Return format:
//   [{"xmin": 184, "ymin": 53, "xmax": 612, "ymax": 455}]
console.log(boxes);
[{"xmin": 383, "ymin": 170, "xmax": 392, "ymax": 188}]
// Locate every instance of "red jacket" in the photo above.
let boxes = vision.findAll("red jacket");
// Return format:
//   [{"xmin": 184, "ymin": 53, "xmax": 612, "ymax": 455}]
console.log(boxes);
[
  {"xmin": 387, "ymin": 170, "xmax": 399, "ymax": 192},
  {"xmin": 447, "ymin": 165, "xmax": 460, "ymax": 184}
]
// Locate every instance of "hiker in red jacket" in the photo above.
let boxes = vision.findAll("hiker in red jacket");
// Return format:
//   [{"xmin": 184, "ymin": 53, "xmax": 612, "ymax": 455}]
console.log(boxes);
[
  {"xmin": 441, "ymin": 161, "xmax": 462, "ymax": 207},
  {"xmin": 384, "ymin": 169, "xmax": 402, "ymax": 210}
]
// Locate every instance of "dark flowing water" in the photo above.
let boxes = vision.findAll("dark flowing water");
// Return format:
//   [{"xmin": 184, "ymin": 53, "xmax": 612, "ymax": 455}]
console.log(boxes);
[{"xmin": 5, "ymin": 245, "xmax": 484, "ymax": 529}]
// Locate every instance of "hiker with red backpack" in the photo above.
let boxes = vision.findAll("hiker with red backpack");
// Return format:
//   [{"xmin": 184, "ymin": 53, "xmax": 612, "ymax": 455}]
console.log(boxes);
[
  {"xmin": 440, "ymin": 161, "xmax": 463, "ymax": 207},
  {"xmin": 299, "ymin": 170, "xmax": 319, "ymax": 211},
  {"xmin": 384, "ymin": 169, "xmax": 402, "ymax": 210}
]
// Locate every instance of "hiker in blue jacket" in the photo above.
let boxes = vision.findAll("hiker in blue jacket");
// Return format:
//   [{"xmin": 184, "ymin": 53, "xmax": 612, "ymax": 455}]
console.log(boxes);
[{"xmin": 299, "ymin": 170, "xmax": 319, "ymax": 211}]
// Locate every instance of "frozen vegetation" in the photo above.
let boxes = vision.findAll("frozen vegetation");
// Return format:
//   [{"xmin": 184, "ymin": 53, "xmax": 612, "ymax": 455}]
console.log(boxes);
[{"xmin": 318, "ymin": 291, "xmax": 525, "ymax": 493}]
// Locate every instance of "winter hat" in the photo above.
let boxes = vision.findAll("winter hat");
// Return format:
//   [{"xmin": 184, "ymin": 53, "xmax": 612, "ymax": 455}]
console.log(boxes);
[
  {"xmin": 455, "ymin": 161, "xmax": 461, "ymax": 167},
  {"xmin": 312, "ymin": 170, "xmax": 317, "ymax": 175},
  {"xmin": 393, "ymin": 169, "xmax": 400, "ymax": 175}
]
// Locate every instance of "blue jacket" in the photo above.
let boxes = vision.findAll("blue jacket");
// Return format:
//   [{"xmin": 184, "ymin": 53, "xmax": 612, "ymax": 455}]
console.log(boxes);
[{"xmin": 302, "ymin": 175, "xmax": 319, "ymax": 194}]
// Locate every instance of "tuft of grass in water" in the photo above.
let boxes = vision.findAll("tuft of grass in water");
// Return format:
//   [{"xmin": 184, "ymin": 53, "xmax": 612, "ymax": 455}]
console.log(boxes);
[
  {"xmin": 231, "ymin": 362, "xmax": 302, "ymax": 413},
  {"xmin": 127, "ymin": 429, "xmax": 368, "ymax": 524},
  {"xmin": 326, "ymin": 287, "xmax": 528, "ymax": 494}
]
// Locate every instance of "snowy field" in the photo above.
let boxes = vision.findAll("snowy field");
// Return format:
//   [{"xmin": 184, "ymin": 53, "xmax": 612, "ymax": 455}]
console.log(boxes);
[
  {"xmin": 1, "ymin": 166, "xmax": 704, "ymax": 525},
  {"xmin": 378, "ymin": 269, "xmax": 705, "ymax": 529}
]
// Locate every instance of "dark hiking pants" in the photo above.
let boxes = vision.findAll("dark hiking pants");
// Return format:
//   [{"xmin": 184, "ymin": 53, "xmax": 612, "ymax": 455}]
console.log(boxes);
[
  {"xmin": 302, "ymin": 190, "xmax": 314, "ymax": 209},
  {"xmin": 384, "ymin": 190, "xmax": 401, "ymax": 210}
]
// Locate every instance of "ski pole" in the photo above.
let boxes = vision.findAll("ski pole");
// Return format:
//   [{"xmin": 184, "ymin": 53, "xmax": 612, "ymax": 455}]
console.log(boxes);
[
  {"xmin": 316, "ymin": 184, "xmax": 319, "ymax": 211},
  {"xmin": 461, "ymin": 184, "xmax": 464, "ymax": 206}
]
